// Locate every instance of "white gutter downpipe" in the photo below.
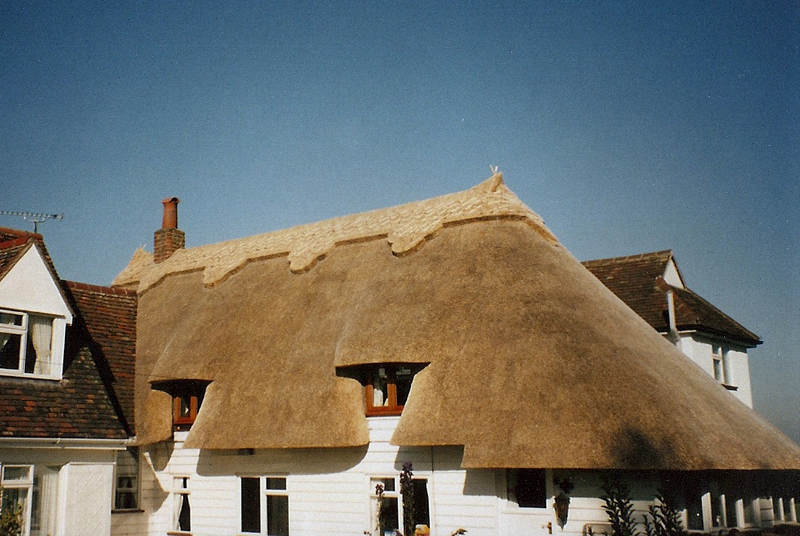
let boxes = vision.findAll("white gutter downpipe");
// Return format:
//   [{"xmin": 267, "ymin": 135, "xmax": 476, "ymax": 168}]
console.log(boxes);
[{"xmin": 657, "ymin": 276, "xmax": 680, "ymax": 345}]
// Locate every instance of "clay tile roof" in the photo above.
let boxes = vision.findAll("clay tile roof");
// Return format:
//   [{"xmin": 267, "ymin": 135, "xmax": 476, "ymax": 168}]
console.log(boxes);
[
  {"xmin": 583, "ymin": 251, "xmax": 760, "ymax": 346},
  {"xmin": 0, "ymin": 285, "xmax": 132, "ymax": 440},
  {"xmin": 63, "ymin": 281, "xmax": 138, "ymax": 434},
  {"xmin": 0, "ymin": 228, "xmax": 44, "ymax": 281},
  {"xmin": 0, "ymin": 228, "xmax": 134, "ymax": 440},
  {"xmin": 670, "ymin": 285, "xmax": 760, "ymax": 345}
]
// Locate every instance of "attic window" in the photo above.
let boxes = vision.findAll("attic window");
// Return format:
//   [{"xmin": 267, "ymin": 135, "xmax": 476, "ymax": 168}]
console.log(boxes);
[
  {"xmin": 0, "ymin": 310, "xmax": 56, "ymax": 378},
  {"xmin": 174, "ymin": 392, "xmax": 203, "ymax": 430},
  {"xmin": 366, "ymin": 366, "xmax": 415, "ymax": 416},
  {"xmin": 151, "ymin": 380, "xmax": 210, "ymax": 431},
  {"xmin": 336, "ymin": 363, "xmax": 426, "ymax": 417}
]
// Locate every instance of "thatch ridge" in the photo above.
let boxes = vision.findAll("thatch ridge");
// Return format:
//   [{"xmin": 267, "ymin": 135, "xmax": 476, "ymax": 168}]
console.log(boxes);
[{"xmin": 113, "ymin": 174, "xmax": 556, "ymax": 293}]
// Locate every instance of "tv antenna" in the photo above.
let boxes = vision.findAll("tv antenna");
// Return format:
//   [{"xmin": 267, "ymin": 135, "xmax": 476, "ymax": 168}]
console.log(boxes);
[{"xmin": 0, "ymin": 211, "xmax": 64, "ymax": 233}]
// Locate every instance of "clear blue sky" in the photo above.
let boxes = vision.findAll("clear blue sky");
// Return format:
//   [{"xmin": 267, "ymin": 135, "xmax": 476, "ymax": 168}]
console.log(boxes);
[{"xmin": 2, "ymin": 1, "xmax": 797, "ymax": 443}]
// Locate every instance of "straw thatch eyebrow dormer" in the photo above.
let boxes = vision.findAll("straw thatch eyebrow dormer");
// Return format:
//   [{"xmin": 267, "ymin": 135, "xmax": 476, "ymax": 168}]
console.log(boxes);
[
  {"xmin": 151, "ymin": 379, "xmax": 211, "ymax": 431},
  {"xmin": 120, "ymin": 173, "xmax": 800, "ymax": 471},
  {"xmin": 337, "ymin": 362, "xmax": 429, "ymax": 416}
]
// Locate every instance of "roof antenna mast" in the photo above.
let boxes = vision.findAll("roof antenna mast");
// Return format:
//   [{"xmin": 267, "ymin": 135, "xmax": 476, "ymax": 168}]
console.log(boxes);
[{"xmin": 0, "ymin": 211, "xmax": 64, "ymax": 233}]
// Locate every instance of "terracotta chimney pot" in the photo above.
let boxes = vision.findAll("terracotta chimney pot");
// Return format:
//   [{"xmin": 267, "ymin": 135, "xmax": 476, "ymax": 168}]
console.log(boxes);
[
  {"xmin": 162, "ymin": 197, "xmax": 180, "ymax": 229},
  {"xmin": 154, "ymin": 197, "xmax": 185, "ymax": 264}
]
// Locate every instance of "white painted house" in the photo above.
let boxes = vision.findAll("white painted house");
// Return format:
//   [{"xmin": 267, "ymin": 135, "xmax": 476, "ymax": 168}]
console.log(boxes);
[
  {"xmin": 109, "ymin": 174, "xmax": 800, "ymax": 536},
  {"xmin": 582, "ymin": 251, "xmax": 760, "ymax": 408},
  {"xmin": 0, "ymin": 228, "xmax": 137, "ymax": 536}
]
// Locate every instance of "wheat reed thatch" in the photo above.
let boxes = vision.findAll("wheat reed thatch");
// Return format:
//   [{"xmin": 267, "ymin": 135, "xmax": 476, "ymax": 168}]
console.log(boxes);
[{"xmin": 118, "ymin": 174, "xmax": 800, "ymax": 470}]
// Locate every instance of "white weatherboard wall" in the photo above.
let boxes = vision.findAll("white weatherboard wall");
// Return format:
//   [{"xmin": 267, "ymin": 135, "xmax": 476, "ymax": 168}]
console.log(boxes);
[
  {"xmin": 121, "ymin": 418, "xmax": 586, "ymax": 536},
  {"xmin": 678, "ymin": 336, "xmax": 753, "ymax": 407}
]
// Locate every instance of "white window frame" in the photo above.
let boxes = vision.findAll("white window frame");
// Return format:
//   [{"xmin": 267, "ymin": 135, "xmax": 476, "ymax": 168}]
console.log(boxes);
[
  {"xmin": 370, "ymin": 476, "xmax": 401, "ymax": 536},
  {"xmin": 113, "ymin": 448, "xmax": 140, "ymax": 511},
  {"xmin": 171, "ymin": 476, "xmax": 191, "ymax": 534},
  {"xmin": 1, "ymin": 464, "xmax": 34, "ymax": 536},
  {"xmin": 238, "ymin": 475, "xmax": 289, "ymax": 536},
  {"xmin": 711, "ymin": 343, "xmax": 731, "ymax": 386},
  {"xmin": 772, "ymin": 497, "xmax": 785, "ymax": 523},
  {"xmin": 0, "ymin": 309, "xmax": 61, "ymax": 380},
  {"xmin": 368, "ymin": 475, "xmax": 430, "ymax": 536},
  {"xmin": 703, "ymin": 490, "xmax": 729, "ymax": 530}
]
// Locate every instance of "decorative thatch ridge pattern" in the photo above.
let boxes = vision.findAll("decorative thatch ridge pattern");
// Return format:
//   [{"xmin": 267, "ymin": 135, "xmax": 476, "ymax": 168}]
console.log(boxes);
[{"xmin": 113, "ymin": 173, "xmax": 556, "ymax": 292}]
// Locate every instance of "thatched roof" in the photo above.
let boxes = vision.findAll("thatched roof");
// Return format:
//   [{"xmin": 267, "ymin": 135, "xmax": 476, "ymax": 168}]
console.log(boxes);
[{"xmin": 118, "ymin": 174, "xmax": 800, "ymax": 470}]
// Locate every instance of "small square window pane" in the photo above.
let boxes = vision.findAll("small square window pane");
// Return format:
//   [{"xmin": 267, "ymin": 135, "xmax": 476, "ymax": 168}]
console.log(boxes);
[
  {"xmin": 0, "ymin": 312, "xmax": 23, "ymax": 326},
  {"xmin": 3, "ymin": 465, "xmax": 32, "ymax": 482},
  {"xmin": 266, "ymin": 477, "xmax": 286, "ymax": 491}
]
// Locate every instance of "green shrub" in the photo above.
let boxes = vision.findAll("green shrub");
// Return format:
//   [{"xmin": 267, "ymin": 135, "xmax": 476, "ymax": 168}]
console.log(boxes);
[
  {"xmin": 601, "ymin": 473, "xmax": 641, "ymax": 536},
  {"xmin": 0, "ymin": 504, "xmax": 23, "ymax": 536},
  {"xmin": 643, "ymin": 491, "xmax": 684, "ymax": 536}
]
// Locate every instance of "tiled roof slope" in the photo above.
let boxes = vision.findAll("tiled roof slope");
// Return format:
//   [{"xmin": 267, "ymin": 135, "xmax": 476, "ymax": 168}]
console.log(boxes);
[
  {"xmin": 0, "ymin": 228, "xmax": 57, "ymax": 281},
  {"xmin": 669, "ymin": 285, "xmax": 761, "ymax": 346},
  {"xmin": 63, "ymin": 282, "xmax": 138, "ymax": 435},
  {"xmin": 0, "ymin": 229, "xmax": 136, "ymax": 439},
  {"xmin": 0, "ymin": 348, "xmax": 128, "ymax": 439},
  {"xmin": 0, "ymin": 240, "xmax": 29, "ymax": 281},
  {"xmin": 582, "ymin": 250, "xmax": 760, "ymax": 346}
]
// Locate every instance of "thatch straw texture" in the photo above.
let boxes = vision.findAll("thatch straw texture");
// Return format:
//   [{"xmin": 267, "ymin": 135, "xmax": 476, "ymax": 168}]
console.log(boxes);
[{"xmin": 124, "ymin": 175, "xmax": 800, "ymax": 470}]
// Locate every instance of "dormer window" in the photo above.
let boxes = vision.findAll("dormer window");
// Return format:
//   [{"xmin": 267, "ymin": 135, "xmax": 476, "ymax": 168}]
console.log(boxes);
[
  {"xmin": 151, "ymin": 379, "xmax": 210, "ymax": 431},
  {"xmin": 0, "ymin": 309, "xmax": 56, "ymax": 378},
  {"xmin": 174, "ymin": 391, "xmax": 204, "ymax": 430},
  {"xmin": 366, "ymin": 366, "xmax": 414, "ymax": 416},
  {"xmin": 336, "ymin": 363, "xmax": 426, "ymax": 417}
]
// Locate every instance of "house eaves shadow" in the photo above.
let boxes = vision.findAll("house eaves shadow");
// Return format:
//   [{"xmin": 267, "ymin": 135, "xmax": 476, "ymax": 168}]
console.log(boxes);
[{"xmin": 195, "ymin": 445, "xmax": 369, "ymax": 477}]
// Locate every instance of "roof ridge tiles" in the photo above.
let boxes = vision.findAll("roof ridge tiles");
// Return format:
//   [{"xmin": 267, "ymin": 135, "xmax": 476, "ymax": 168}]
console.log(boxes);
[
  {"xmin": 582, "ymin": 249, "xmax": 673, "ymax": 265},
  {"xmin": 0, "ymin": 236, "xmax": 35, "ymax": 250},
  {"xmin": 64, "ymin": 280, "xmax": 137, "ymax": 296}
]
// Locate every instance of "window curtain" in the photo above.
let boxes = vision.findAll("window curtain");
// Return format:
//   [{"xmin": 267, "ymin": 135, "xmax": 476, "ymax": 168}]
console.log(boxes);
[
  {"xmin": 31, "ymin": 466, "xmax": 59, "ymax": 536},
  {"xmin": 29, "ymin": 316, "xmax": 52, "ymax": 375}
]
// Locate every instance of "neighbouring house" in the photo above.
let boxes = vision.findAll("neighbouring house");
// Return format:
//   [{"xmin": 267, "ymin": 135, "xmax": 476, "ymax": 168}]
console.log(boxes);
[
  {"xmin": 0, "ymin": 228, "xmax": 137, "ymax": 536},
  {"xmin": 109, "ymin": 173, "xmax": 800, "ymax": 536},
  {"xmin": 583, "ymin": 251, "xmax": 761, "ymax": 408}
]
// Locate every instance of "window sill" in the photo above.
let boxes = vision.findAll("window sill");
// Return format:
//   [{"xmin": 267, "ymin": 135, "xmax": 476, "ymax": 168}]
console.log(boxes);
[
  {"xmin": 722, "ymin": 383, "xmax": 738, "ymax": 391},
  {"xmin": 366, "ymin": 406, "xmax": 404, "ymax": 417},
  {"xmin": 166, "ymin": 532, "xmax": 192, "ymax": 536},
  {"xmin": 0, "ymin": 371, "xmax": 61, "ymax": 381},
  {"xmin": 111, "ymin": 508, "xmax": 144, "ymax": 514}
]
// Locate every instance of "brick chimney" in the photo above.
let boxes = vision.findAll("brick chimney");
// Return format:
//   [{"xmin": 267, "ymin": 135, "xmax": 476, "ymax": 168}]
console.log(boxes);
[{"xmin": 154, "ymin": 197, "xmax": 185, "ymax": 263}]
